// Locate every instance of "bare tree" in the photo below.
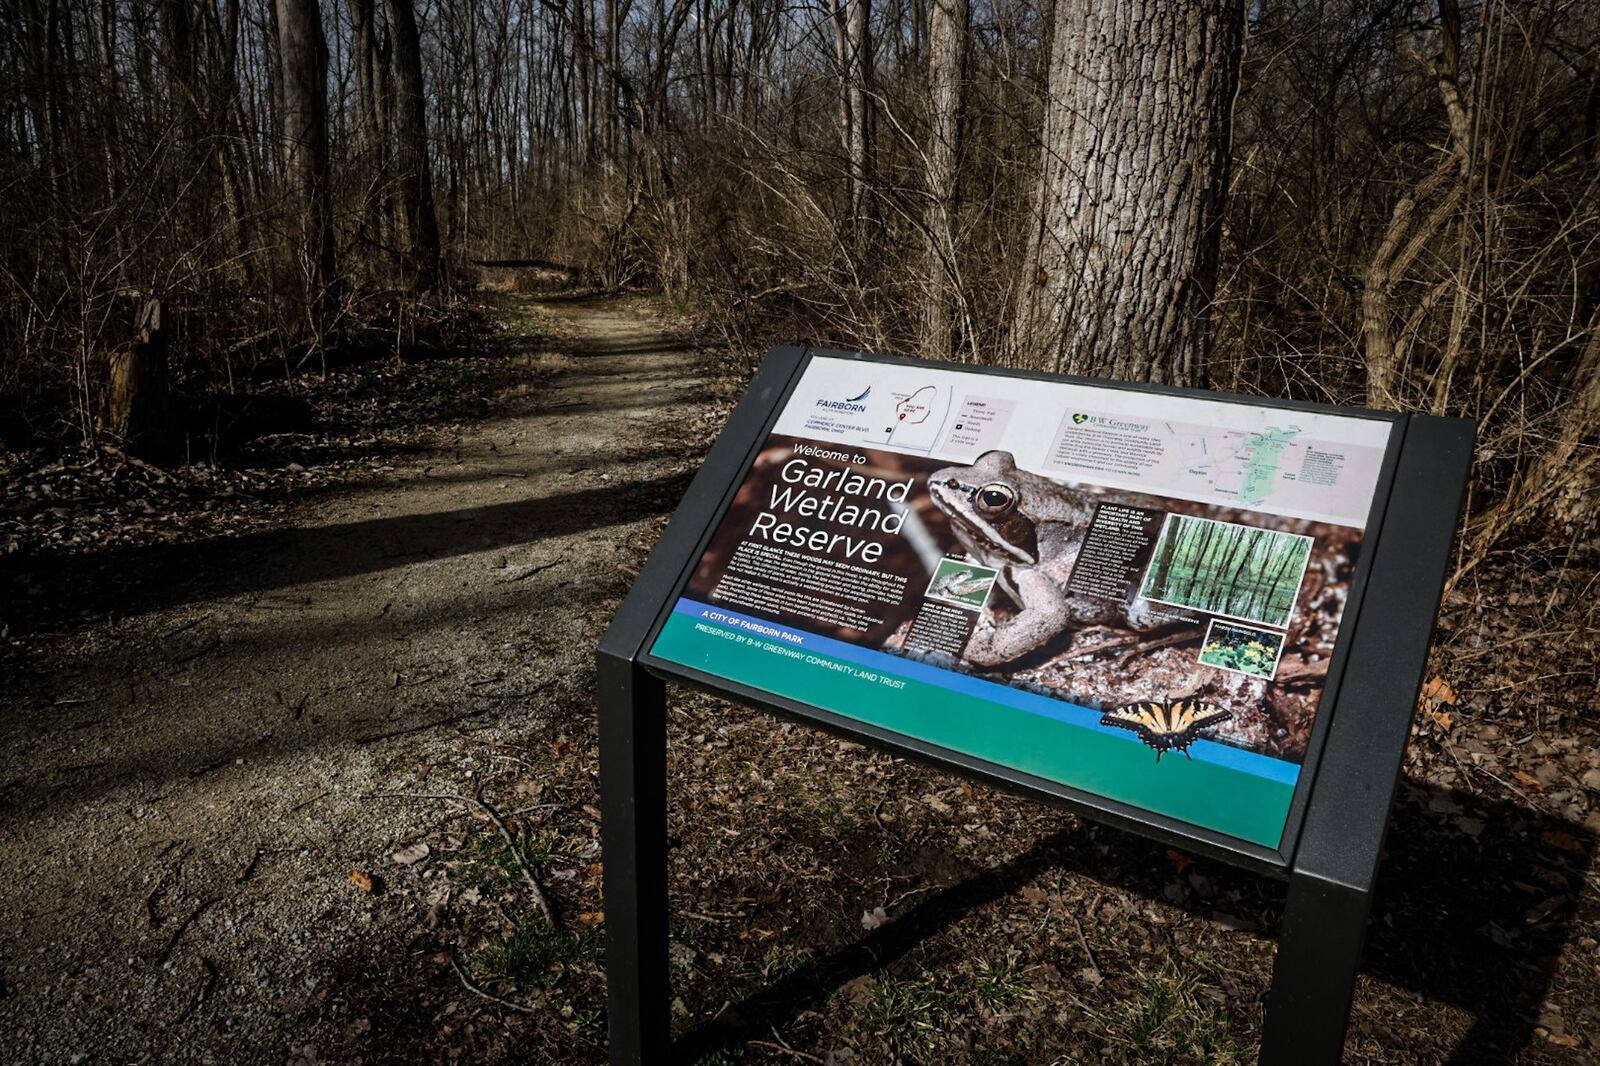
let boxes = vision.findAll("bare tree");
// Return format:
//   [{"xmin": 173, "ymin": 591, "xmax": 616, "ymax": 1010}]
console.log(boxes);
[
  {"xmin": 922, "ymin": 0, "xmax": 967, "ymax": 359},
  {"xmin": 1012, "ymin": 0, "xmax": 1245, "ymax": 384},
  {"xmin": 348, "ymin": 0, "xmax": 394, "ymax": 250},
  {"xmin": 846, "ymin": 0, "xmax": 872, "ymax": 240},
  {"xmin": 386, "ymin": 0, "xmax": 444, "ymax": 290},
  {"xmin": 275, "ymin": 0, "xmax": 338, "ymax": 342}
]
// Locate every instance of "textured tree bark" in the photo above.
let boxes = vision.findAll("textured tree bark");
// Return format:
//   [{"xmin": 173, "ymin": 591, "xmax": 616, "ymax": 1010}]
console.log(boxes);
[
  {"xmin": 922, "ymin": 0, "xmax": 968, "ymax": 360},
  {"xmin": 386, "ymin": 0, "xmax": 444, "ymax": 291},
  {"xmin": 832, "ymin": 0, "xmax": 854, "ymax": 211},
  {"xmin": 1013, "ymin": 0, "xmax": 1244, "ymax": 384},
  {"xmin": 274, "ymin": 0, "xmax": 338, "ymax": 342},
  {"xmin": 830, "ymin": 0, "xmax": 872, "ymax": 241},
  {"xmin": 348, "ymin": 0, "xmax": 393, "ymax": 250},
  {"xmin": 846, "ymin": 0, "xmax": 872, "ymax": 238},
  {"xmin": 604, "ymin": 0, "xmax": 620, "ymax": 159}
]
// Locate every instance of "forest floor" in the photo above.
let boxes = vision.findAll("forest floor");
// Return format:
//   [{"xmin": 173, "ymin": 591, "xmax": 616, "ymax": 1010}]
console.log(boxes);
[{"xmin": 2, "ymin": 292, "xmax": 1598, "ymax": 1064}]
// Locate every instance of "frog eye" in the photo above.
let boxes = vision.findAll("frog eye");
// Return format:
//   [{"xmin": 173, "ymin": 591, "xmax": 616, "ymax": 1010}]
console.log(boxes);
[{"xmin": 976, "ymin": 484, "xmax": 1016, "ymax": 514}]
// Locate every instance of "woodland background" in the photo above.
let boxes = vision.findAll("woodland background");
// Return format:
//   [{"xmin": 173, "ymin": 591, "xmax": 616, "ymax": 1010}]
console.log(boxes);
[
  {"xmin": 2, "ymin": 0, "xmax": 1600, "ymax": 1060},
  {"xmin": 1, "ymin": 0, "xmax": 1597, "ymax": 586}
]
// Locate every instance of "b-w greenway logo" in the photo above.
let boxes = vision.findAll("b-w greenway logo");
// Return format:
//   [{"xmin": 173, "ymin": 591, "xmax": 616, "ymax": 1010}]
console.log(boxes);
[
  {"xmin": 1072, "ymin": 412, "xmax": 1089, "ymax": 424},
  {"xmin": 816, "ymin": 386, "xmax": 871, "ymax": 413}
]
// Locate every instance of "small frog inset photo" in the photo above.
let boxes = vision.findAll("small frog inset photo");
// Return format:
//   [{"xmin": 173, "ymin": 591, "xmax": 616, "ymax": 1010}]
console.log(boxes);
[{"xmin": 925, "ymin": 557, "xmax": 999, "ymax": 611}]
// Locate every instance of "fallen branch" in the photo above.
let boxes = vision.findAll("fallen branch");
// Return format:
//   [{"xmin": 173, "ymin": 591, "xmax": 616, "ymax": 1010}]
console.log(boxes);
[
  {"xmin": 356, "ymin": 706, "xmax": 494, "ymax": 743},
  {"xmin": 450, "ymin": 951, "xmax": 541, "ymax": 1013},
  {"xmin": 496, "ymin": 560, "xmax": 560, "ymax": 583},
  {"xmin": 171, "ymin": 955, "xmax": 219, "ymax": 1026},
  {"xmin": 473, "ymin": 782, "xmax": 559, "ymax": 927},
  {"xmin": 153, "ymin": 896, "xmax": 220, "ymax": 967},
  {"xmin": 470, "ymin": 257, "xmax": 580, "ymax": 274},
  {"xmin": 748, "ymin": 1037, "xmax": 826, "ymax": 1063},
  {"xmin": 361, "ymin": 785, "xmax": 559, "ymax": 927}
]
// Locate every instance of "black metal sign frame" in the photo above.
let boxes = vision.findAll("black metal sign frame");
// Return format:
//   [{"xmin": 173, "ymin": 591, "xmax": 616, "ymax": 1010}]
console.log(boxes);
[{"xmin": 597, "ymin": 345, "xmax": 1474, "ymax": 1065}]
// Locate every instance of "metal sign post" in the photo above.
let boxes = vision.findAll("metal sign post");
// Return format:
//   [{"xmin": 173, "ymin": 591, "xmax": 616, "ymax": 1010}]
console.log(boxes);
[{"xmin": 597, "ymin": 345, "xmax": 1472, "ymax": 1065}]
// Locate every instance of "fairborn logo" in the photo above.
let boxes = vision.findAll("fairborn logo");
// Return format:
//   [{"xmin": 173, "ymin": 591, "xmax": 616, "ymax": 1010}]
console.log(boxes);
[{"xmin": 816, "ymin": 386, "xmax": 871, "ymax": 413}]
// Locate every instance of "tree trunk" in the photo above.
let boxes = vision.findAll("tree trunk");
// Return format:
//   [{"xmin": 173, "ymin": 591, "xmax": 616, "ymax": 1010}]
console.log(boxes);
[
  {"xmin": 604, "ymin": 0, "xmax": 620, "ymax": 159},
  {"xmin": 846, "ymin": 0, "xmax": 872, "ymax": 239},
  {"xmin": 275, "ymin": 0, "xmax": 338, "ymax": 343},
  {"xmin": 832, "ymin": 0, "xmax": 853, "ymax": 212},
  {"xmin": 922, "ymin": 0, "xmax": 967, "ymax": 359},
  {"xmin": 386, "ymin": 0, "xmax": 444, "ymax": 291},
  {"xmin": 1013, "ymin": 0, "xmax": 1244, "ymax": 384},
  {"xmin": 348, "ymin": 0, "xmax": 392, "ymax": 252}
]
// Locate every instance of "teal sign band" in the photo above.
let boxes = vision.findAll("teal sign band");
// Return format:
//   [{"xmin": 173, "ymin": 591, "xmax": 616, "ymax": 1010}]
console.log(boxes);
[{"xmin": 653, "ymin": 604, "xmax": 1295, "ymax": 848}]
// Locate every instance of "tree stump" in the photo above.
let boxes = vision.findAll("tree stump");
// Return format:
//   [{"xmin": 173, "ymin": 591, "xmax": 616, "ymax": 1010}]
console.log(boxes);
[{"xmin": 101, "ymin": 299, "xmax": 173, "ymax": 459}]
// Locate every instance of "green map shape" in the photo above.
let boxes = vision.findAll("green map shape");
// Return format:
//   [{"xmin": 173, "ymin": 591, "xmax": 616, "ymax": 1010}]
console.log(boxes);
[{"xmin": 1239, "ymin": 427, "xmax": 1299, "ymax": 504}]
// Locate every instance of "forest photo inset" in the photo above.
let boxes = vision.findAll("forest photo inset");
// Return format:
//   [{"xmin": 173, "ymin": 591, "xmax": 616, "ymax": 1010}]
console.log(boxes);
[{"xmin": 1139, "ymin": 514, "xmax": 1313, "ymax": 628}]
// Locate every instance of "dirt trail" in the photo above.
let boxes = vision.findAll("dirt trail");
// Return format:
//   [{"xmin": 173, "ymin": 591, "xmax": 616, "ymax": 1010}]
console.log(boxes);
[{"xmin": 0, "ymin": 295, "xmax": 704, "ymax": 1061}]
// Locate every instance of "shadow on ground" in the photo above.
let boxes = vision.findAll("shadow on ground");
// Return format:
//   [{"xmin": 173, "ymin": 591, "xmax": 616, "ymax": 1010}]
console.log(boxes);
[
  {"xmin": 674, "ymin": 781, "xmax": 1593, "ymax": 1064},
  {"xmin": 0, "ymin": 470, "xmax": 692, "ymax": 638}
]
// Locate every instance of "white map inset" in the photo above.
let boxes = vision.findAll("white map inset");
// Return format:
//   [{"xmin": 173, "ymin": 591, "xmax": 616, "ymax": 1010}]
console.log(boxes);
[
  {"xmin": 881, "ymin": 383, "xmax": 948, "ymax": 452},
  {"xmin": 1173, "ymin": 424, "xmax": 1302, "ymax": 506},
  {"xmin": 774, "ymin": 356, "xmax": 1394, "ymax": 526}
]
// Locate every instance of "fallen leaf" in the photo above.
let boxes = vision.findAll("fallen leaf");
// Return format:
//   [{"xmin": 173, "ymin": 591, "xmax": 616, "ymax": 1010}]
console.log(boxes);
[
  {"xmin": 348, "ymin": 870, "xmax": 375, "ymax": 893},
  {"xmin": 577, "ymin": 911, "xmax": 605, "ymax": 926},
  {"xmin": 1422, "ymin": 676, "xmax": 1457, "ymax": 704},
  {"xmin": 1541, "ymin": 828, "xmax": 1584, "ymax": 854},
  {"xmin": 1513, "ymin": 770, "xmax": 1547, "ymax": 794},
  {"xmin": 1166, "ymin": 849, "xmax": 1195, "ymax": 874},
  {"xmin": 1454, "ymin": 816, "xmax": 1486, "ymax": 838},
  {"xmin": 1077, "ymin": 966, "xmax": 1104, "ymax": 986},
  {"xmin": 585, "ymin": 863, "xmax": 604, "ymax": 880},
  {"xmin": 581, "ymin": 804, "xmax": 603, "ymax": 821},
  {"xmin": 1546, "ymin": 1034, "xmax": 1580, "ymax": 1048},
  {"xmin": 1425, "ymin": 707, "xmax": 1454, "ymax": 731},
  {"xmin": 861, "ymin": 906, "xmax": 889, "ymax": 931},
  {"xmin": 1020, "ymin": 885, "xmax": 1050, "ymax": 904},
  {"xmin": 459, "ymin": 887, "xmax": 482, "ymax": 905},
  {"xmin": 391, "ymin": 842, "xmax": 431, "ymax": 866},
  {"xmin": 842, "ymin": 975, "xmax": 876, "ymax": 1005},
  {"xmin": 1428, "ymin": 794, "xmax": 1463, "ymax": 815}
]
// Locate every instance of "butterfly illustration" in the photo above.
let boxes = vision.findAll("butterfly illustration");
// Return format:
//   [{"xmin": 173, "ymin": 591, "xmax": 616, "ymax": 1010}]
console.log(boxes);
[{"xmin": 1099, "ymin": 699, "xmax": 1231, "ymax": 762}]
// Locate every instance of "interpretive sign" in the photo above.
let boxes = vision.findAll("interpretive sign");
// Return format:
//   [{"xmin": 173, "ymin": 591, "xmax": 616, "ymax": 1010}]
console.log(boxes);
[
  {"xmin": 598, "ymin": 346, "xmax": 1473, "ymax": 1066},
  {"xmin": 646, "ymin": 355, "xmax": 1393, "ymax": 853}
]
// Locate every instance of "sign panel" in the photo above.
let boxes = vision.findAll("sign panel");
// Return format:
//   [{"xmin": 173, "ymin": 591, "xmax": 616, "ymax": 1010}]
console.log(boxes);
[{"xmin": 647, "ymin": 355, "xmax": 1396, "ymax": 849}]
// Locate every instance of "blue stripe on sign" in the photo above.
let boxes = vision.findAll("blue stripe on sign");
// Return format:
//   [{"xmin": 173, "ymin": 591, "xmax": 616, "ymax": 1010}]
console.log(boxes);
[{"xmin": 669, "ymin": 597, "xmax": 1301, "ymax": 786}]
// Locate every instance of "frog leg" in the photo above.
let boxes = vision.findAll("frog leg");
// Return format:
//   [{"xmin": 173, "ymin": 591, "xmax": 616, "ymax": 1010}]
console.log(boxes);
[{"xmin": 963, "ymin": 566, "xmax": 1071, "ymax": 666}]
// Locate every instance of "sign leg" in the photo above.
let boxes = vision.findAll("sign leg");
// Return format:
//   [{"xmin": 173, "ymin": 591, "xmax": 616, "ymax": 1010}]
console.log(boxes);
[
  {"xmin": 598, "ymin": 651, "xmax": 670, "ymax": 1066},
  {"xmin": 1260, "ymin": 869, "xmax": 1374, "ymax": 1065}
]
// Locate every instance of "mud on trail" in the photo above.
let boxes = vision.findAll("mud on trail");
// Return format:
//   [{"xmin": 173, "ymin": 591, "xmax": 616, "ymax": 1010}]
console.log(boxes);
[{"xmin": 0, "ymin": 294, "xmax": 715, "ymax": 1062}]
